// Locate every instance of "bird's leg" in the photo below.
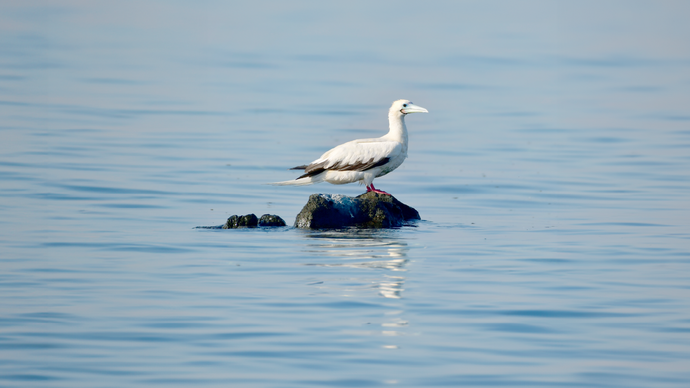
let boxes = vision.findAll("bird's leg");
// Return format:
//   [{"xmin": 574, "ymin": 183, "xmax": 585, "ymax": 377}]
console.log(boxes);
[{"xmin": 367, "ymin": 183, "xmax": 391, "ymax": 195}]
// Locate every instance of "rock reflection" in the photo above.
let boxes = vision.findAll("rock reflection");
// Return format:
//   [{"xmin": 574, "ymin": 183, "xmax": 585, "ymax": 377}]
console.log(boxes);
[{"xmin": 301, "ymin": 229, "xmax": 410, "ymax": 299}]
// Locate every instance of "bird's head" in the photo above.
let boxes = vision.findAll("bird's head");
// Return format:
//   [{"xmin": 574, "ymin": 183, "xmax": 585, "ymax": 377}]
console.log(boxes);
[{"xmin": 391, "ymin": 99, "xmax": 428, "ymax": 116}]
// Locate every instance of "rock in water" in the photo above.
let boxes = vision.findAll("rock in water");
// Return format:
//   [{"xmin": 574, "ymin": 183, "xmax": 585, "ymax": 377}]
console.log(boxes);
[
  {"xmin": 201, "ymin": 214, "xmax": 285, "ymax": 229},
  {"xmin": 223, "ymin": 214, "xmax": 258, "ymax": 229},
  {"xmin": 258, "ymin": 214, "xmax": 287, "ymax": 227},
  {"xmin": 294, "ymin": 192, "xmax": 420, "ymax": 229}
]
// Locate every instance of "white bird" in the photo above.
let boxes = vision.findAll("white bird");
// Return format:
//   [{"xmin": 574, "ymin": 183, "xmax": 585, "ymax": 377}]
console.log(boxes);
[{"xmin": 272, "ymin": 99, "xmax": 428, "ymax": 195}]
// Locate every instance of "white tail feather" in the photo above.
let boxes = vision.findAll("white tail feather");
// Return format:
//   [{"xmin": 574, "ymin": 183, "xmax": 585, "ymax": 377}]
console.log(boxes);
[{"xmin": 270, "ymin": 175, "xmax": 323, "ymax": 186}]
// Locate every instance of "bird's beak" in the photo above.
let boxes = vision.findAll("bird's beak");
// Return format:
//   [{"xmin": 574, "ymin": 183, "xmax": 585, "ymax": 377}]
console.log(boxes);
[{"xmin": 401, "ymin": 104, "xmax": 428, "ymax": 114}]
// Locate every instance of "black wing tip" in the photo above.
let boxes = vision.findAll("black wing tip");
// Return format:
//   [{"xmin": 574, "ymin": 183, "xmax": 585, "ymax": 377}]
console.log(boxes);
[
  {"xmin": 297, "ymin": 167, "xmax": 326, "ymax": 179},
  {"xmin": 290, "ymin": 165, "xmax": 308, "ymax": 170}
]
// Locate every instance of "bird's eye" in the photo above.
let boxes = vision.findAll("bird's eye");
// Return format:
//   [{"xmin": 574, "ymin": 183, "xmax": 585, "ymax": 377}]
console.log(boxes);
[{"xmin": 403, "ymin": 104, "xmax": 407, "ymax": 107}]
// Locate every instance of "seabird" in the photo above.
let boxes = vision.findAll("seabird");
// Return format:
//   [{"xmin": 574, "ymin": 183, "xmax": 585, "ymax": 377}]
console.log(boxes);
[{"xmin": 272, "ymin": 99, "xmax": 428, "ymax": 195}]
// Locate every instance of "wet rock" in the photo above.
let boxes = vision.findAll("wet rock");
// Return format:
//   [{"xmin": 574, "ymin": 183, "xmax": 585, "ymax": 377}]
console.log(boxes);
[
  {"xmin": 198, "ymin": 213, "xmax": 286, "ymax": 229},
  {"xmin": 258, "ymin": 214, "xmax": 287, "ymax": 227},
  {"xmin": 223, "ymin": 214, "xmax": 258, "ymax": 229},
  {"xmin": 294, "ymin": 192, "xmax": 420, "ymax": 229}
]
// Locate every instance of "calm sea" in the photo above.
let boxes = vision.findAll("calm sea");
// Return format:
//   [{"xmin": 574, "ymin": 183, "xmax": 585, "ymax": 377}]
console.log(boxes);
[{"xmin": 1, "ymin": 1, "xmax": 689, "ymax": 387}]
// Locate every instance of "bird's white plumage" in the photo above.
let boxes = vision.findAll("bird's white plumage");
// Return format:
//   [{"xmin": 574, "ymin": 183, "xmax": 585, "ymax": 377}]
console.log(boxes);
[
  {"xmin": 271, "ymin": 99, "xmax": 428, "ymax": 193},
  {"xmin": 314, "ymin": 139, "xmax": 401, "ymax": 171}
]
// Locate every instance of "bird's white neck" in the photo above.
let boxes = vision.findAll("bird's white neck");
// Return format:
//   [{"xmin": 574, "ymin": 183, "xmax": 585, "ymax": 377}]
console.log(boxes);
[{"xmin": 385, "ymin": 111, "xmax": 408, "ymax": 148}]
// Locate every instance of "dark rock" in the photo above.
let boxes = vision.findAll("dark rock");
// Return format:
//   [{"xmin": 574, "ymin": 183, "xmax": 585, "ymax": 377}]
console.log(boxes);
[
  {"xmin": 294, "ymin": 192, "xmax": 420, "ymax": 229},
  {"xmin": 258, "ymin": 214, "xmax": 287, "ymax": 227},
  {"xmin": 223, "ymin": 214, "xmax": 258, "ymax": 229}
]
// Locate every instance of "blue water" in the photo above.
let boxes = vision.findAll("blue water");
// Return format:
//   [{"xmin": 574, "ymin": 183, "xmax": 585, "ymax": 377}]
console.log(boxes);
[{"xmin": 2, "ymin": 1, "xmax": 690, "ymax": 387}]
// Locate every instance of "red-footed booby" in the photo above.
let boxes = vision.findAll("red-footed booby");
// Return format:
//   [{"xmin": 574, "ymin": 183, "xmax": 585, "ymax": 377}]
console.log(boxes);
[{"xmin": 272, "ymin": 99, "xmax": 428, "ymax": 195}]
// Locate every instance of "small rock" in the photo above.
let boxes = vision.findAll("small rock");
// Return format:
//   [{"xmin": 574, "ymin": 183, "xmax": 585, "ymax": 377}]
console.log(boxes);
[
  {"xmin": 259, "ymin": 214, "xmax": 287, "ymax": 227},
  {"xmin": 294, "ymin": 192, "xmax": 420, "ymax": 229},
  {"xmin": 223, "ymin": 214, "xmax": 258, "ymax": 229}
]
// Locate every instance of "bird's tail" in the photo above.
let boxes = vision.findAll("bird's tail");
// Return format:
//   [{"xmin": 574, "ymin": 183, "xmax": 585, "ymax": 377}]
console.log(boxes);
[{"xmin": 270, "ymin": 174, "xmax": 325, "ymax": 187}]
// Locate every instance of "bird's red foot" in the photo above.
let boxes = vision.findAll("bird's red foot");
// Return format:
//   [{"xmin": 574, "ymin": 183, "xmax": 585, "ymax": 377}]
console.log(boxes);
[{"xmin": 366, "ymin": 184, "xmax": 391, "ymax": 196}]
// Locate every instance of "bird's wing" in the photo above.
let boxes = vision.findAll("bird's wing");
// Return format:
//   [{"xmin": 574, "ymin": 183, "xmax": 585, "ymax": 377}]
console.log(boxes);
[{"xmin": 298, "ymin": 140, "xmax": 401, "ymax": 178}]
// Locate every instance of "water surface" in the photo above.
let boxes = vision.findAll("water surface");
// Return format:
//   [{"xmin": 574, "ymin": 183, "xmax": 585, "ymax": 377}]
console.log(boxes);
[{"xmin": 1, "ymin": 1, "xmax": 690, "ymax": 387}]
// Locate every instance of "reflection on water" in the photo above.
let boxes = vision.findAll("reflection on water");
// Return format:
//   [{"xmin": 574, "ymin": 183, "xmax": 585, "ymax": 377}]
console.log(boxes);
[
  {"xmin": 301, "ymin": 229, "xmax": 409, "ymax": 299},
  {"xmin": 301, "ymin": 230, "xmax": 412, "ymax": 343},
  {"xmin": 379, "ymin": 275, "xmax": 405, "ymax": 299}
]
